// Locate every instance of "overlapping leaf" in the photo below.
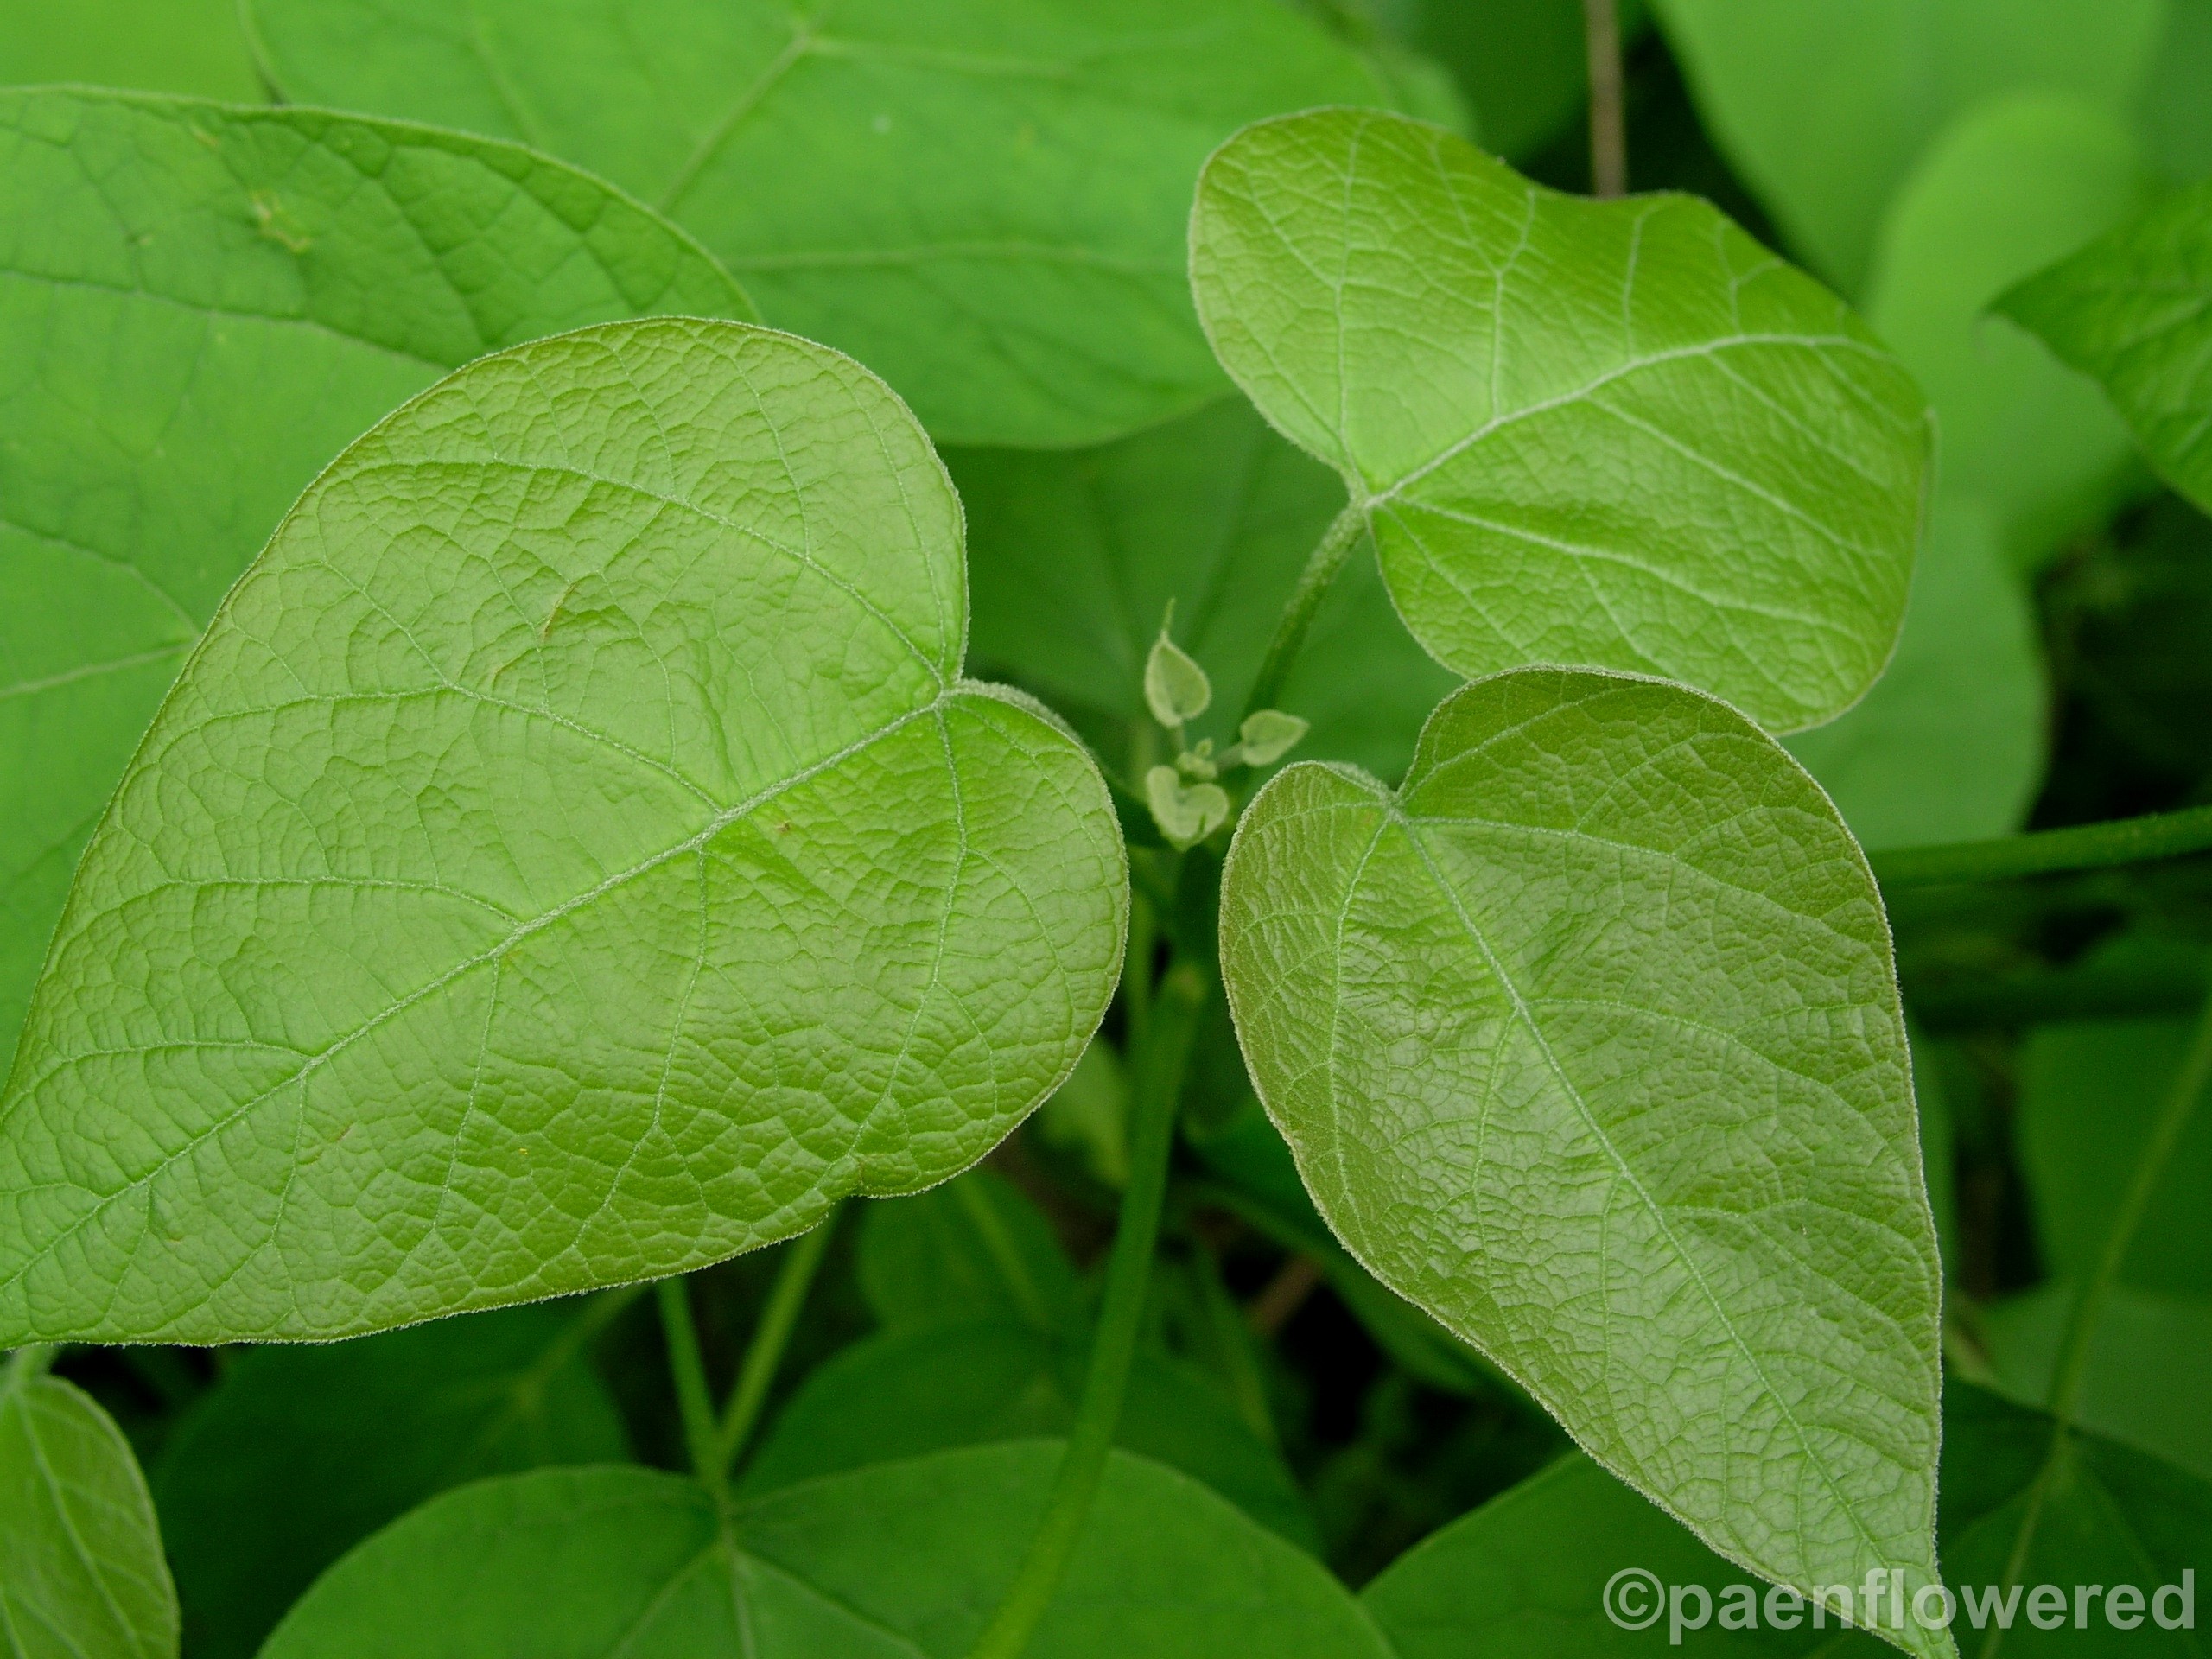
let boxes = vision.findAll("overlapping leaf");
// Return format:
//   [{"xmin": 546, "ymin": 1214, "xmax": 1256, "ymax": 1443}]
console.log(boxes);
[
  {"xmin": 0, "ymin": 0, "xmax": 260, "ymax": 99},
  {"xmin": 1219, "ymin": 666, "xmax": 1948, "ymax": 1652},
  {"xmin": 0, "ymin": 318, "xmax": 1127, "ymax": 1344},
  {"xmin": 1190, "ymin": 109, "xmax": 1929, "ymax": 735},
  {"xmin": 244, "ymin": 0, "xmax": 1411, "ymax": 447},
  {"xmin": 0, "ymin": 87, "xmax": 752, "ymax": 1075}
]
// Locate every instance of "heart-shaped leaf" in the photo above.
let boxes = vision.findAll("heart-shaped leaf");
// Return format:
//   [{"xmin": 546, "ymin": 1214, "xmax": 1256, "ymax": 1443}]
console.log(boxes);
[
  {"xmin": 0, "ymin": 318, "xmax": 1126, "ymax": 1344},
  {"xmin": 1189, "ymin": 109, "xmax": 1930, "ymax": 735},
  {"xmin": 258, "ymin": 1447, "xmax": 1388, "ymax": 1658},
  {"xmin": 0, "ymin": 87, "xmax": 753, "ymax": 1077},
  {"xmin": 2002, "ymin": 176, "xmax": 2212, "ymax": 518},
  {"xmin": 1219, "ymin": 666, "xmax": 1947, "ymax": 1650},
  {"xmin": 244, "ymin": 0, "xmax": 1411, "ymax": 448},
  {"xmin": 1, "ymin": 1357, "xmax": 177, "ymax": 1659}
]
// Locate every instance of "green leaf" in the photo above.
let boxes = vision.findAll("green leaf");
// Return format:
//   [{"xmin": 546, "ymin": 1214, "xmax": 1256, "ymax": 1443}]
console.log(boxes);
[
  {"xmin": 951, "ymin": 397, "xmax": 1452, "ymax": 787},
  {"xmin": 857, "ymin": 1168, "xmax": 1083, "ymax": 1335},
  {"xmin": 1866, "ymin": 93, "xmax": 2152, "ymax": 569},
  {"xmin": 258, "ymin": 1446, "xmax": 1389, "ymax": 1657},
  {"xmin": 2001, "ymin": 176, "xmax": 2212, "ymax": 518},
  {"xmin": 2141, "ymin": 0, "xmax": 2212, "ymax": 186},
  {"xmin": 152, "ymin": 1298, "xmax": 632, "ymax": 1659},
  {"xmin": 1651, "ymin": 0, "xmax": 2167, "ymax": 292},
  {"xmin": 0, "ymin": 317, "xmax": 1127, "ymax": 1344},
  {"xmin": 1145, "ymin": 630, "xmax": 1215, "ymax": 729},
  {"xmin": 0, "ymin": 1356, "xmax": 177, "ymax": 1659},
  {"xmin": 1394, "ymin": 0, "xmax": 1649, "ymax": 162},
  {"xmin": 0, "ymin": 0, "xmax": 261, "ymax": 99},
  {"xmin": 1786, "ymin": 494, "xmax": 2045, "ymax": 850},
  {"xmin": 737, "ymin": 1322, "xmax": 1319, "ymax": 1550},
  {"xmin": 242, "ymin": 0, "xmax": 1408, "ymax": 448},
  {"xmin": 1219, "ymin": 666, "xmax": 1947, "ymax": 1649},
  {"xmin": 1189, "ymin": 109, "xmax": 1930, "ymax": 735},
  {"xmin": 0, "ymin": 86, "xmax": 753, "ymax": 1076}
]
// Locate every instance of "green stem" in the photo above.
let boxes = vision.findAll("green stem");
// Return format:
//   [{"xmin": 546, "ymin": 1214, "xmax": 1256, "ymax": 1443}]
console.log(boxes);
[
  {"xmin": 1243, "ymin": 503, "xmax": 1367, "ymax": 721},
  {"xmin": 656, "ymin": 1277, "xmax": 723, "ymax": 1503},
  {"xmin": 713, "ymin": 1205, "xmax": 842, "ymax": 1480},
  {"xmin": 1870, "ymin": 802, "xmax": 2212, "ymax": 889},
  {"xmin": 2045, "ymin": 982, "xmax": 2212, "ymax": 1421},
  {"xmin": 1582, "ymin": 0, "xmax": 1628, "ymax": 197},
  {"xmin": 967, "ymin": 963, "xmax": 1209, "ymax": 1659}
]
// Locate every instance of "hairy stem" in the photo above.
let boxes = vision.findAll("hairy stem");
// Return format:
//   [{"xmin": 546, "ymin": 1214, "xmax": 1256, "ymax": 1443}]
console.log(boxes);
[
  {"xmin": 1243, "ymin": 503, "xmax": 1368, "ymax": 722},
  {"xmin": 713, "ymin": 1205, "xmax": 842, "ymax": 1479},
  {"xmin": 1583, "ymin": 0, "xmax": 1628, "ymax": 198},
  {"xmin": 656, "ymin": 1277, "xmax": 723, "ymax": 1503},
  {"xmin": 1871, "ymin": 802, "xmax": 2212, "ymax": 889},
  {"xmin": 967, "ymin": 963, "xmax": 1209, "ymax": 1659}
]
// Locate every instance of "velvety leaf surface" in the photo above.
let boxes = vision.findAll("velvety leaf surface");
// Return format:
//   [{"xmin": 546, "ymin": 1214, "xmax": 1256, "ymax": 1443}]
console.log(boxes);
[
  {"xmin": 1189, "ymin": 109, "xmax": 1929, "ymax": 735},
  {"xmin": 953, "ymin": 397, "xmax": 1453, "ymax": 787},
  {"xmin": 1866, "ymin": 93, "xmax": 2151, "ymax": 569},
  {"xmin": 0, "ymin": 318, "xmax": 1127, "ymax": 1344},
  {"xmin": 1218, "ymin": 666, "xmax": 1947, "ymax": 1649},
  {"xmin": 857, "ymin": 1168, "xmax": 1082, "ymax": 1334},
  {"xmin": 0, "ymin": 86, "xmax": 751, "ymax": 1076},
  {"xmin": 258, "ymin": 1446, "xmax": 1390, "ymax": 1657},
  {"xmin": 1651, "ymin": 0, "xmax": 2167, "ymax": 292},
  {"xmin": 1786, "ymin": 494, "xmax": 2044, "ymax": 850},
  {"xmin": 153, "ymin": 1298, "xmax": 631, "ymax": 1658},
  {"xmin": 2002, "ymin": 177, "xmax": 2212, "ymax": 517},
  {"xmin": 244, "ymin": 0, "xmax": 1404, "ymax": 448},
  {"xmin": 0, "ymin": 0, "xmax": 261, "ymax": 99},
  {"xmin": 0, "ymin": 1362, "xmax": 177, "ymax": 1659}
]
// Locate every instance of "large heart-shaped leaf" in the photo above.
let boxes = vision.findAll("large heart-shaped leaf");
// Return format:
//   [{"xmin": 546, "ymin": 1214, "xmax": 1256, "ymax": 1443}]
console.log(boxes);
[
  {"xmin": 2002, "ymin": 177, "xmax": 2212, "ymax": 518},
  {"xmin": 258, "ymin": 1446, "xmax": 1389, "ymax": 1657},
  {"xmin": 0, "ymin": 87, "xmax": 753, "ymax": 1077},
  {"xmin": 0, "ymin": 1357, "xmax": 177, "ymax": 1659},
  {"xmin": 0, "ymin": 317, "xmax": 1126, "ymax": 1344},
  {"xmin": 1189, "ymin": 109, "xmax": 1930, "ymax": 735},
  {"xmin": 1650, "ymin": 0, "xmax": 2168, "ymax": 292},
  {"xmin": 153, "ymin": 1298, "xmax": 632, "ymax": 1658},
  {"xmin": 243, "ymin": 0, "xmax": 1410, "ymax": 448},
  {"xmin": 1219, "ymin": 666, "xmax": 1947, "ymax": 1651}
]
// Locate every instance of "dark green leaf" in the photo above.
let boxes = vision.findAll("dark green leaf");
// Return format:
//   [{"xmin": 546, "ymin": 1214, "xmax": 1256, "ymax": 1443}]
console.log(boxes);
[{"xmin": 857, "ymin": 1169, "xmax": 1083, "ymax": 1335}]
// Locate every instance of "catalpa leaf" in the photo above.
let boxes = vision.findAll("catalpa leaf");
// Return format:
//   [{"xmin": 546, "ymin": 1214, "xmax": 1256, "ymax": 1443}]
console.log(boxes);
[
  {"xmin": 1189, "ymin": 109, "xmax": 1929, "ymax": 735},
  {"xmin": 0, "ymin": 86, "xmax": 752, "ymax": 1077},
  {"xmin": 0, "ymin": 318, "xmax": 1126, "ymax": 1344},
  {"xmin": 1651, "ymin": 0, "xmax": 2167, "ymax": 292},
  {"xmin": 258, "ymin": 1446, "xmax": 1387, "ymax": 1657},
  {"xmin": 1218, "ymin": 666, "xmax": 1947, "ymax": 1651},
  {"xmin": 243, "ymin": 0, "xmax": 1409, "ymax": 448},
  {"xmin": 0, "ymin": 1357, "xmax": 178, "ymax": 1659},
  {"xmin": 2002, "ymin": 176, "xmax": 2212, "ymax": 518}
]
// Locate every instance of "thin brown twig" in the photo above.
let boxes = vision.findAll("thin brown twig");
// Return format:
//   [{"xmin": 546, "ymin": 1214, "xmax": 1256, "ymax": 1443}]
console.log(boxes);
[
  {"xmin": 1247, "ymin": 1253, "xmax": 1323, "ymax": 1337},
  {"xmin": 1583, "ymin": 0, "xmax": 1628, "ymax": 198}
]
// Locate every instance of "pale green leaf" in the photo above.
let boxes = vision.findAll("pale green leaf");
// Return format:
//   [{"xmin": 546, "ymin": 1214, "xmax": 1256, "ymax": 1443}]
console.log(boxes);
[
  {"xmin": 1866, "ymin": 93, "xmax": 2152, "ymax": 569},
  {"xmin": 1786, "ymin": 494, "xmax": 2045, "ymax": 850},
  {"xmin": 153, "ymin": 1299, "xmax": 631, "ymax": 1658},
  {"xmin": 259, "ymin": 1446, "xmax": 1389, "ymax": 1657},
  {"xmin": 1147, "ymin": 767, "xmax": 1231, "ymax": 851},
  {"xmin": 0, "ymin": 1357, "xmax": 177, "ymax": 1659},
  {"xmin": 0, "ymin": 318, "xmax": 1126, "ymax": 1344},
  {"xmin": 1236, "ymin": 711, "xmax": 1309, "ymax": 769},
  {"xmin": 1651, "ymin": 0, "xmax": 2167, "ymax": 292},
  {"xmin": 1219, "ymin": 666, "xmax": 1947, "ymax": 1651},
  {"xmin": 951, "ymin": 397, "xmax": 1452, "ymax": 787},
  {"xmin": 2001, "ymin": 176, "xmax": 2212, "ymax": 518},
  {"xmin": 0, "ymin": 86, "xmax": 753, "ymax": 1077},
  {"xmin": 0, "ymin": 0, "xmax": 261, "ymax": 99},
  {"xmin": 243, "ymin": 0, "xmax": 1408, "ymax": 448},
  {"xmin": 1189, "ymin": 109, "xmax": 1929, "ymax": 735},
  {"xmin": 1145, "ymin": 632, "xmax": 1214, "ymax": 728}
]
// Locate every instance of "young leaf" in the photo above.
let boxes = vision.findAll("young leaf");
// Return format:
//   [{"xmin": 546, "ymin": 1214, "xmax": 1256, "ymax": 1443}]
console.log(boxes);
[
  {"xmin": 952, "ymin": 397, "xmax": 1452, "ymax": 785},
  {"xmin": 2001, "ymin": 176, "xmax": 2212, "ymax": 518},
  {"xmin": 1189, "ymin": 109, "xmax": 1930, "ymax": 735},
  {"xmin": 153, "ymin": 1300, "xmax": 632, "ymax": 1659},
  {"xmin": 0, "ymin": 318, "xmax": 1126, "ymax": 1344},
  {"xmin": 1146, "ymin": 630, "xmax": 1215, "ymax": 730},
  {"xmin": 1865, "ymin": 93, "xmax": 2152, "ymax": 569},
  {"xmin": 1651, "ymin": 0, "xmax": 2168, "ymax": 291},
  {"xmin": 0, "ymin": 1354, "xmax": 178, "ymax": 1659},
  {"xmin": 1786, "ymin": 494, "xmax": 2045, "ymax": 849},
  {"xmin": 0, "ymin": 87, "xmax": 753, "ymax": 1077},
  {"xmin": 0, "ymin": 0, "xmax": 261, "ymax": 99},
  {"xmin": 1219, "ymin": 666, "xmax": 1948, "ymax": 1650},
  {"xmin": 258, "ymin": 1447, "xmax": 1389, "ymax": 1657},
  {"xmin": 243, "ymin": 0, "xmax": 1413, "ymax": 448},
  {"xmin": 1236, "ymin": 711, "xmax": 1310, "ymax": 769},
  {"xmin": 1147, "ymin": 767, "xmax": 1232, "ymax": 851}
]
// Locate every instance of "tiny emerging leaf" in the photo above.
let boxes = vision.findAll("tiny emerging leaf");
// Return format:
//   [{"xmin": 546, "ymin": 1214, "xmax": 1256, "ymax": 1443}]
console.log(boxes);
[
  {"xmin": 1236, "ymin": 710, "xmax": 1310, "ymax": 767},
  {"xmin": 1147, "ymin": 766, "xmax": 1232, "ymax": 850},
  {"xmin": 1146, "ymin": 630, "xmax": 1215, "ymax": 729}
]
